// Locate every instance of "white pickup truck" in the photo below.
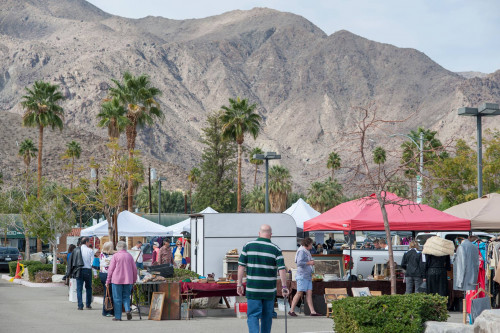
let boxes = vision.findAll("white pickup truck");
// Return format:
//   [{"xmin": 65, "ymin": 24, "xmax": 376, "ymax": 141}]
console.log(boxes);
[{"xmin": 342, "ymin": 246, "xmax": 409, "ymax": 279}]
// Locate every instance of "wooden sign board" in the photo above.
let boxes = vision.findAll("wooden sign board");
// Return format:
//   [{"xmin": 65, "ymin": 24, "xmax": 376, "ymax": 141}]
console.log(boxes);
[
  {"xmin": 148, "ymin": 292, "xmax": 165, "ymax": 321},
  {"xmin": 158, "ymin": 282, "xmax": 181, "ymax": 320}
]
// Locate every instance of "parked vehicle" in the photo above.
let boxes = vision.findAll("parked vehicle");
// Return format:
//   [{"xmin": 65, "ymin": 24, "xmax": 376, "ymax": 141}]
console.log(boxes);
[
  {"xmin": 416, "ymin": 231, "xmax": 494, "ymax": 248},
  {"xmin": 342, "ymin": 246, "xmax": 408, "ymax": 279},
  {"xmin": 0, "ymin": 247, "xmax": 22, "ymax": 270}
]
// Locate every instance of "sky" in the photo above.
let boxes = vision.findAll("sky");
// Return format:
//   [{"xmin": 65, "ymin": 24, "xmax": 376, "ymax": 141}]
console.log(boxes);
[{"xmin": 86, "ymin": 0, "xmax": 500, "ymax": 74}]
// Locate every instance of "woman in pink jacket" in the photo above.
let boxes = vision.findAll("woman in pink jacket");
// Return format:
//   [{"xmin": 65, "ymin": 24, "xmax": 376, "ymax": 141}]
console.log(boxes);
[{"xmin": 106, "ymin": 241, "xmax": 137, "ymax": 321}]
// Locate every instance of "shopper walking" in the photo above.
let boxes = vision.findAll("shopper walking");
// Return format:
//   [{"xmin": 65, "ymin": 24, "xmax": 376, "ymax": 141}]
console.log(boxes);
[
  {"xmin": 158, "ymin": 239, "xmax": 173, "ymax": 265},
  {"xmin": 289, "ymin": 237, "xmax": 321, "ymax": 316},
  {"xmin": 71, "ymin": 237, "xmax": 94, "ymax": 310},
  {"xmin": 131, "ymin": 241, "xmax": 144, "ymax": 270},
  {"xmin": 99, "ymin": 241, "xmax": 115, "ymax": 317},
  {"xmin": 237, "ymin": 224, "xmax": 289, "ymax": 333},
  {"xmin": 172, "ymin": 239, "xmax": 185, "ymax": 268},
  {"xmin": 401, "ymin": 241, "xmax": 425, "ymax": 293},
  {"xmin": 106, "ymin": 241, "xmax": 138, "ymax": 321}
]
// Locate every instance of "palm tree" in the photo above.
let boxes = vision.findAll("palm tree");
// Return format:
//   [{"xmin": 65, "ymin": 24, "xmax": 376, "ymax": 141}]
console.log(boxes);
[
  {"xmin": 269, "ymin": 165, "xmax": 292, "ymax": 212},
  {"xmin": 221, "ymin": 97, "xmax": 261, "ymax": 212},
  {"xmin": 97, "ymin": 97, "xmax": 129, "ymax": 140},
  {"xmin": 109, "ymin": 72, "xmax": 163, "ymax": 211},
  {"xmin": 18, "ymin": 139, "xmax": 38, "ymax": 194},
  {"xmin": 249, "ymin": 147, "xmax": 264, "ymax": 187},
  {"xmin": 246, "ymin": 185, "xmax": 265, "ymax": 213},
  {"xmin": 187, "ymin": 167, "xmax": 201, "ymax": 213},
  {"xmin": 373, "ymin": 146, "xmax": 387, "ymax": 164},
  {"xmin": 21, "ymin": 81, "xmax": 65, "ymax": 197},
  {"xmin": 327, "ymin": 151, "xmax": 341, "ymax": 179},
  {"xmin": 18, "ymin": 139, "xmax": 38, "ymax": 260},
  {"xmin": 64, "ymin": 141, "xmax": 82, "ymax": 190}
]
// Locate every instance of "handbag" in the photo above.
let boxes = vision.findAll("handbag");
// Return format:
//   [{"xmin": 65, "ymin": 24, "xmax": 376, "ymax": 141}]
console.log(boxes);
[{"xmin": 104, "ymin": 285, "xmax": 113, "ymax": 311}]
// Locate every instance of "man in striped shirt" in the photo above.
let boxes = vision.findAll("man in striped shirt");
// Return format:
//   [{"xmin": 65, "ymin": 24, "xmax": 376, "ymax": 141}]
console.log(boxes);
[{"xmin": 237, "ymin": 224, "xmax": 289, "ymax": 333}]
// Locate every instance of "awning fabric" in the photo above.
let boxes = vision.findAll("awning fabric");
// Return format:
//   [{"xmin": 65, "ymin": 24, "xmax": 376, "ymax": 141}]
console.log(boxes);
[
  {"xmin": 304, "ymin": 192, "xmax": 470, "ymax": 232},
  {"xmin": 444, "ymin": 193, "xmax": 500, "ymax": 231},
  {"xmin": 283, "ymin": 198, "xmax": 320, "ymax": 229},
  {"xmin": 81, "ymin": 210, "xmax": 173, "ymax": 237}
]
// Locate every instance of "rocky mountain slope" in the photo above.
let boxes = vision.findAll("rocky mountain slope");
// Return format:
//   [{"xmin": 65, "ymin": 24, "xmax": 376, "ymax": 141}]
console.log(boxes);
[{"xmin": 1, "ymin": 0, "xmax": 499, "ymax": 194}]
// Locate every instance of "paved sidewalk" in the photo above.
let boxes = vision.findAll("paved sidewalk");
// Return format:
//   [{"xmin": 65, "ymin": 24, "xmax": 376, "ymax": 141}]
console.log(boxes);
[{"xmin": 0, "ymin": 278, "xmax": 334, "ymax": 333}]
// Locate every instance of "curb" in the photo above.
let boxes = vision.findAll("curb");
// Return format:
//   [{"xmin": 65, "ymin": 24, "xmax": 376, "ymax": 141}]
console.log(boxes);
[{"xmin": 1, "ymin": 274, "xmax": 66, "ymax": 288}]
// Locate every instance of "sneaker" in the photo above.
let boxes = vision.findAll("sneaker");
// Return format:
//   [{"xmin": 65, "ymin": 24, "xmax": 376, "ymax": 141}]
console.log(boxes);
[
  {"xmin": 126, "ymin": 312, "xmax": 132, "ymax": 320},
  {"xmin": 77, "ymin": 307, "xmax": 83, "ymax": 310},
  {"xmin": 112, "ymin": 318, "xmax": 121, "ymax": 321},
  {"xmin": 86, "ymin": 306, "xmax": 92, "ymax": 310},
  {"xmin": 105, "ymin": 314, "xmax": 114, "ymax": 317},
  {"xmin": 288, "ymin": 311, "xmax": 297, "ymax": 317}
]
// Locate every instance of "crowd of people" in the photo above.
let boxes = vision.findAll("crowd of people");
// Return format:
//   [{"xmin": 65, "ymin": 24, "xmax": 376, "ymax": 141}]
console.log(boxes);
[{"xmin": 64, "ymin": 236, "xmax": 186, "ymax": 321}]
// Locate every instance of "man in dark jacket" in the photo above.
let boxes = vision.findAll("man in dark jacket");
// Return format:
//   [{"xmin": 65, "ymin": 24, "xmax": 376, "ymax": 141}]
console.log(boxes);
[
  {"xmin": 401, "ymin": 241, "xmax": 425, "ymax": 293},
  {"xmin": 67, "ymin": 238, "xmax": 84, "ymax": 279}
]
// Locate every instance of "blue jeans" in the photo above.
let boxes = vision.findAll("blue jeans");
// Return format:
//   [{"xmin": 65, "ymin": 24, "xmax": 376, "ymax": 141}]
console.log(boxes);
[
  {"xmin": 136, "ymin": 262, "xmax": 144, "ymax": 270},
  {"xmin": 112, "ymin": 284, "xmax": 133, "ymax": 320},
  {"xmin": 99, "ymin": 272, "xmax": 113, "ymax": 316},
  {"xmin": 247, "ymin": 298, "xmax": 274, "ymax": 333},
  {"xmin": 76, "ymin": 268, "xmax": 92, "ymax": 309}
]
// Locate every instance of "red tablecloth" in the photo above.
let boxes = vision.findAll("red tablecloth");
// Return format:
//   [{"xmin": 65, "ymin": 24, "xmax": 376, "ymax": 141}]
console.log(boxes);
[{"xmin": 181, "ymin": 282, "xmax": 240, "ymax": 298}]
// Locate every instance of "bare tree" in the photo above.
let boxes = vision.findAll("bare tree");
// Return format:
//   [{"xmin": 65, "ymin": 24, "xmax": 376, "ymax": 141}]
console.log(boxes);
[{"xmin": 341, "ymin": 102, "xmax": 423, "ymax": 294}]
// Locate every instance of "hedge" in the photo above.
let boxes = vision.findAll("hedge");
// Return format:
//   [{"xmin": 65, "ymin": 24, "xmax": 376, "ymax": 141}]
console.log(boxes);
[
  {"xmin": 8, "ymin": 261, "xmax": 66, "ymax": 281},
  {"xmin": 330, "ymin": 293, "xmax": 448, "ymax": 333},
  {"xmin": 8, "ymin": 260, "xmax": 53, "ymax": 276}
]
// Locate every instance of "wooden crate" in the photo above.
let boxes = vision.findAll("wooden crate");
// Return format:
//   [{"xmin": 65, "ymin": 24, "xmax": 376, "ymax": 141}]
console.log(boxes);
[{"xmin": 157, "ymin": 282, "xmax": 181, "ymax": 320}]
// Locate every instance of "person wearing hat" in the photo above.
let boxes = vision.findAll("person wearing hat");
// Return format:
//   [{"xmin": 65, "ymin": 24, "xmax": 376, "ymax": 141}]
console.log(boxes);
[{"xmin": 151, "ymin": 242, "xmax": 160, "ymax": 265}]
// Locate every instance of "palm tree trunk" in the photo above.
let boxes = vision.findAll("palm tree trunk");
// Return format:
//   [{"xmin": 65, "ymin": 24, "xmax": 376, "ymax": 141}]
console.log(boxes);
[
  {"xmin": 70, "ymin": 157, "xmax": 74, "ymax": 190},
  {"xmin": 36, "ymin": 125, "xmax": 44, "ymax": 253},
  {"xmin": 24, "ymin": 235, "xmax": 30, "ymax": 260},
  {"xmin": 237, "ymin": 143, "xmax": 242, "ymax": 212},
  {"xmin": 189, "ymin": 184, "xmax": 193, "ymax": 214},
  {"xmin": 128, "ymin": 149, "xmax": 134, "ymax": 211},
  {"xmin": 254, "ymin": 165, "xmax": 257, "ymax": 187}
]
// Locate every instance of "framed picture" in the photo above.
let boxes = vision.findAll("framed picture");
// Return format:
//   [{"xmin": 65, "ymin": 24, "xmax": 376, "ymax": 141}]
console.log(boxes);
[
  {"xmin": 148, "ymin": 292, "xmax": 165, "ymax": 320},
  {"xmin": 352, "ymin": 287, "xmax": 371, "ymax": 297},
  {"xmin": 315, "ymin": 259, "xmax": 343, "ymax": 277}
]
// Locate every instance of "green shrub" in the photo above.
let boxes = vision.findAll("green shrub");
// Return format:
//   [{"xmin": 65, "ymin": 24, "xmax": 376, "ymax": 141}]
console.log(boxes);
[
  {"xmin": 8, "ymin": 260, "xmax": 52, "ymax": 276},
  {"xmin": 27, "ymin": 264, "xmax": 66, "ymax": 281},
  {"xmin": 330, "ymin": 293, "xmax": 448, "ymax": 333},
  {"xmin": 92, "ymin": 275, "xmax": 104, "ymax": 296}
]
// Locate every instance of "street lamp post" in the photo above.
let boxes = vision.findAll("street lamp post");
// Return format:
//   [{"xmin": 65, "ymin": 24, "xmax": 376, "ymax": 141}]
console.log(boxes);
[
  {"xmin": 390, "ymin": 132, "xmax": 424, "ymax": 203},
  {"xmin": 458, "ymin": 103, "xmax": 500, "ymax": 198},
  {"xmin": 252, "ymin": 152, "xmax": 281, "ymax": 213}
]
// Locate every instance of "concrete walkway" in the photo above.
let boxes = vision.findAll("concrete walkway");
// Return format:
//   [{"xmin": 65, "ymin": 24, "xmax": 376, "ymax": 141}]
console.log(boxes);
[{"xmin": 0, "ymin": 278, "xmax": 334, "ymax": 333}]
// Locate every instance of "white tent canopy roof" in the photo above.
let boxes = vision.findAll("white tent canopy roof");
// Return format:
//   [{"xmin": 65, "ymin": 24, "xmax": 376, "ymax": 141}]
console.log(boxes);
[
  {"xmin": 164, "ymin": 207, "xmax": 218, "ymax": 236},
  {"xmin": 81, "ymin": 210, "xmax": 173, "ymax": 237},
  {"xmin": 283, "ymin": 198, "xmax": 320, "ymax": 229}
]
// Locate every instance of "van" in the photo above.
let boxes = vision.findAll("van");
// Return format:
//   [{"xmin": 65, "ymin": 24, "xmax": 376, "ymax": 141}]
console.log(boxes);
[{"xmin": 415, "ymin": 232, "xmax": 494, "ymax": 248}]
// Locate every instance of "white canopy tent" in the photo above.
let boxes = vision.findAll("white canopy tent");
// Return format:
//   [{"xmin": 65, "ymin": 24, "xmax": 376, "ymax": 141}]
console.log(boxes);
[
  {"xmin": 283, "ymin": 198, "xmax": 320, "ymax": 229},
  {"xmin": 164, "ymin": 207, "xmax": 218, "ymax": 236},
  {"xmin": 81, "ymin": 210, "xmax": 173, "ymax": 237}
]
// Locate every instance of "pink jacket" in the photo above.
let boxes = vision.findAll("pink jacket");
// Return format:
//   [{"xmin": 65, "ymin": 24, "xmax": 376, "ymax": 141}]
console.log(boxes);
[{"xmin": 106, "ymin": 250, "xmax": 138, "ymax": 285}]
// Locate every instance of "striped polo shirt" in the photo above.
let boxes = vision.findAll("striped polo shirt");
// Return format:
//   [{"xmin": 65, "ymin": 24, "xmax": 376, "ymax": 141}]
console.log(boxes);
[{"xmin": 238, "ymin": 237, "xmax": 285, "ymax": 300}]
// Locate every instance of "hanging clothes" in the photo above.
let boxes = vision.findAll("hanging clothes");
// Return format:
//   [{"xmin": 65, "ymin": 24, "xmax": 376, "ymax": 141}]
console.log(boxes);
[
  {"xmin": 453, "ymin": 239, "xmax": 480, "ymax": 291},
  {"xmin": 424, "ymin": 254, "xmax": 451, "ymax": 297}
]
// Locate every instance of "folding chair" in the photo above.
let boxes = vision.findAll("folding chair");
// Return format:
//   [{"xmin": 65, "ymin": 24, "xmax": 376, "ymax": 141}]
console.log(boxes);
[{"xmin": 324, "ymin": 288, "xmax": 348, "ymax": 318}]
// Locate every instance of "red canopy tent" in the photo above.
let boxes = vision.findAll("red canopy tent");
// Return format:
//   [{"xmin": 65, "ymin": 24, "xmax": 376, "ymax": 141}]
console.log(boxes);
[{"xmin": 303, "ymin": 192, "xmax": 470, "ymax": 231}]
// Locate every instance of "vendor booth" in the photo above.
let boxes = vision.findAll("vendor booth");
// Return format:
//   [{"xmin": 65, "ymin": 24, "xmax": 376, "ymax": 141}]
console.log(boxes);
[
  {"xmin": 444, "ymin": 193, "xmax": 500, "ymax": 231},
  {"xmin": 164, "ymin": 207, "xmax": 217, "ymax": 236},
  {"xmin": 304, "ymin": 192, "xmax": 470, "ymax": 232},
  {"xmin": 80, "ymin": 210, "xmax": 173, "ymax": 237},
  {"xmin": 300, "ymin": 192, "xmax": 471, "ymax": 313}
]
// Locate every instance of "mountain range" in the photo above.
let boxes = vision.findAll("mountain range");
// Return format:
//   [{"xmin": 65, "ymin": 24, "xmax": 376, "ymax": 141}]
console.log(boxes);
[{"xmin": 1, "ymin": 0, "xmax": 499, "ymax": 194}]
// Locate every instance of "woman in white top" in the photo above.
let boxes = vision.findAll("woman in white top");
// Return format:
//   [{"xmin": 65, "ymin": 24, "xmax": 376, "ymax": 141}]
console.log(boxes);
[{"xmin": 99, "ymin": 241, "xmax": 115, "ymax": 317}]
